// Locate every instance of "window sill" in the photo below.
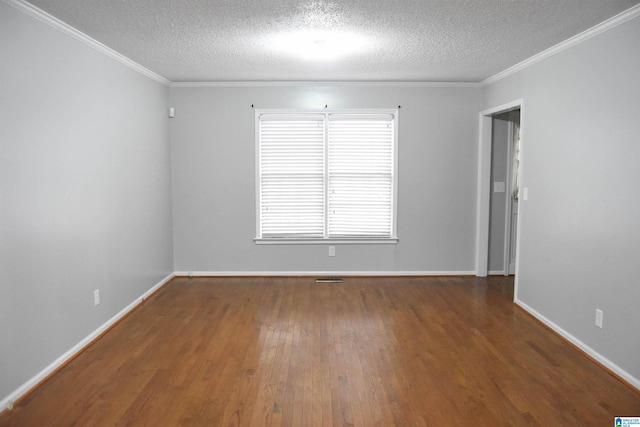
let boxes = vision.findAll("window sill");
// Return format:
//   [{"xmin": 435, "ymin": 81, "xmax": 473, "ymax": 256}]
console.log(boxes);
[{"xmin": 254, "ymin": 238, "xmax": 399, "ymax": 245}]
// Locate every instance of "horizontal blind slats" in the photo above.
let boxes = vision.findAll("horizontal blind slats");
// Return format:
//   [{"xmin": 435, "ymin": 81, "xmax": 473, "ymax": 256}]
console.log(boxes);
[
  {"xmin": 328, "ymin": 117, "xmax": 394, "ymax": 238},
  {"xmin": 258, "ymin": 112, "xmax": 395, "ymax": 240},
  {"xmin": 259, "ymin": 117, "xmax": 325, "ymax": 237}
]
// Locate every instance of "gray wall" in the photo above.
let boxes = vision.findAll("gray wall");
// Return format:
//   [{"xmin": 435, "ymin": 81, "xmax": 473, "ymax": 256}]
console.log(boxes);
[
  {"xmin": 0, "ymin": 2, "xmax": 174, "ymax": 400},
  {"xmin": 170, "ymin": 85, "xmax": 482, "ymax": 273},
  {"xmin": 483, "ymin": 14, "xmax": 640, "ymax": 381}
]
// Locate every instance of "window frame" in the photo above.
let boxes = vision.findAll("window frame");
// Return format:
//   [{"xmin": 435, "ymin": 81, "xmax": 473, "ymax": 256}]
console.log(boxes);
[{"xmin": 255, "ymin": 108, "xmax": 399, "ymax": 245}]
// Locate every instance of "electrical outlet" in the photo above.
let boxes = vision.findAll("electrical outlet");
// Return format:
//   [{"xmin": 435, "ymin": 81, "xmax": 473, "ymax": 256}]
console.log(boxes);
[
  {"xmin": 94, "ymin": 289, "xmax": 100, "ymax": 306},
  {"xmin": 328, "ymin": 246, "xmax": 335, "ymax": 257},
  {"xmin": 595, "ymin": 308, "xmax": 603, "ymax": 328}
]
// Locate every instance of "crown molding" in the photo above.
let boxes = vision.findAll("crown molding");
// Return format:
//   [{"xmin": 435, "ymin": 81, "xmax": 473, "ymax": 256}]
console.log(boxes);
[
  {"xmin": 6, "ymin": 0, "xmax": 638, "ymax": 89},
  {"xmin": 170, "ymin": 81, "xmax": 482, "ymax": 88},
  {"xmin": 482, "ymin": 3, "xmax": 640, "ymax": 86},
  {"xmin": 4, "ymin": 0, "xmax": 171, "ymax": 87}
]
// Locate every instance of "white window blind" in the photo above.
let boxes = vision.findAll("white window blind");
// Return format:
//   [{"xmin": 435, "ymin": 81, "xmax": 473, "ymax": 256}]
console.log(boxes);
[
  {"xmin": 257, "ymin": 110, "xmax": 397, "ymax": 242},
  {"xmin": 328, "ymin": 114, "xmax": 394, "ymax": 237},
  {"xmin": 259, "ymin": 114, "xmax": 325, "ymax": 237}
]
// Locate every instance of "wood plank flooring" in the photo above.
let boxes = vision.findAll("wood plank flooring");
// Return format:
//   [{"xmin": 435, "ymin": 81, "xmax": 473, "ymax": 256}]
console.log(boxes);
[{"xmin": 1, "ymin": 276, "xmax": 638, "ymax": 426}]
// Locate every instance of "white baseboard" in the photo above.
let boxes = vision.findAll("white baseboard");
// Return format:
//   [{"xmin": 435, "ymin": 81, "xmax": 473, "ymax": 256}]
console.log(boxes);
[
  {"xmin": 174, "ymin": 270, "xmax": 476, "ymax": 277},
  {"xmin": 515, "ymin": 297, "xmax": 640, "ymax": 392},
  {"xmin": 0, "ymin": 272, "xmax": 176, "ymax": 412},
  {"xmin": 488, "ymin": 270, "xmax": 507, "ymax": 276}
]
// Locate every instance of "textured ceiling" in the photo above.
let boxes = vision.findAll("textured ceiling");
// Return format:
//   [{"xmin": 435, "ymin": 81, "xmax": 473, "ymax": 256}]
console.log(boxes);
[{"xmin": 24, "ymin": 0, "xmax": 640, "ymax": 82}]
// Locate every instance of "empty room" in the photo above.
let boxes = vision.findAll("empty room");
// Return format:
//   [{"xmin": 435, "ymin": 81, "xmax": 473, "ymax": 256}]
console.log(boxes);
[{"xmin": 1, "ymin": 0, "xmax": 639, "ymax": 425}]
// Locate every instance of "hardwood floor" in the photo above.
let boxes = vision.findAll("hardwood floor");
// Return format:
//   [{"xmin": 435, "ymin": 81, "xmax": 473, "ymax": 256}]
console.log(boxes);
[{"xmin": 1, "ymin": 276, "xmax": 638, "ymax": 426}]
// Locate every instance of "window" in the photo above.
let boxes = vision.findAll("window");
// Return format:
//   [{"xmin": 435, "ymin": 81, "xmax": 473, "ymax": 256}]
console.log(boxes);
[{"xmin": 255, "ymin": 109, "xmax": 398, "ymax": 244}]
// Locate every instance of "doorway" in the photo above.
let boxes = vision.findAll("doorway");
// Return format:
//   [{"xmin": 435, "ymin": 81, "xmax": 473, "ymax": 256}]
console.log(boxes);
[
  {"xmin": 475, "ymin": 99, "xmax": 523, "ymax": 284},
  {"xmin": 488, "ymin": 110, "xmax": 520, "ymax": 276}
]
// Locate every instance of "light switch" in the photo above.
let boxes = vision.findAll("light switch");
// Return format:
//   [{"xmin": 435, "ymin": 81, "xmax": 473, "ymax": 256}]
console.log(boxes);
[
  {"xmin": 494, "ymin": 181, "xmax": 506, "ymax": 193},
  {"xmin": 523, "ymin": 187, "xmax": 529, "ymax": 201}
]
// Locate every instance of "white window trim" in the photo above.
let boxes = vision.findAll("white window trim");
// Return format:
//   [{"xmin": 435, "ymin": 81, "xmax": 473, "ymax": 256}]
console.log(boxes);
[{"xmin": 255, "ymin": 108, "xmax": 399, "ymax": 245}]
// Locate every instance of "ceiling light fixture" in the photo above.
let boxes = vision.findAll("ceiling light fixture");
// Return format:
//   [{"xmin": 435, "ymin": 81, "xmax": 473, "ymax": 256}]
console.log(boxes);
[{"xmin": 269, "ymin": 30, "xmax": 372, "ymax": 61}]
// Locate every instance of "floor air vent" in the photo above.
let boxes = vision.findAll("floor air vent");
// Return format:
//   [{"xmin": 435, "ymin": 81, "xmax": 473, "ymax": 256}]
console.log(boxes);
[{"xmin": 315, "ymin": 278, "xmax": 344, "ymax": 283}]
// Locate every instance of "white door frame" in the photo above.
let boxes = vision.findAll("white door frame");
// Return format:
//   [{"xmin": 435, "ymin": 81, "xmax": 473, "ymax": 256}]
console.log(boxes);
[{"xmin": 475, "ymin": 99, "xmax": 524, "ymax": 277}]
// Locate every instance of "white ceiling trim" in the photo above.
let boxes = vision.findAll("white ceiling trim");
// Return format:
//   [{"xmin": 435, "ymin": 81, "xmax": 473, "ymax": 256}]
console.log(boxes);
[
  {"xmin": 6, "ymin": 0, "xmax": 638, "ymax": 87},
  {"xmin": 170, "ymin": 81, "xmax": 483, "ymax": 88},
  {"xmin": 3, "ymin": 0, "xmax": 171, "ymax": 86},
  {"xmin": 482, "ymin": 3, "xmax": 640, "ymax": 86}
]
